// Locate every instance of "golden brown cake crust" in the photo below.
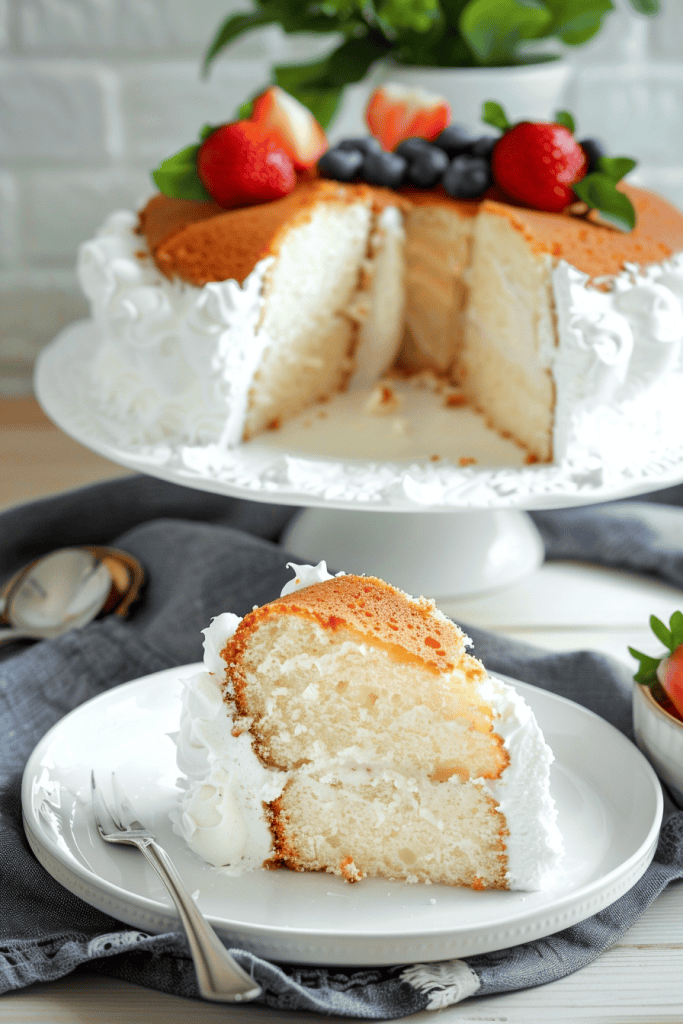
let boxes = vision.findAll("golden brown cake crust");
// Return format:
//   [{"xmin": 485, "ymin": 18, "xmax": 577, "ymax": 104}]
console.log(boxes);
[
  {"xmin": 224, "ymin": 574, "xmax": 485, "ymax": 678},
  {"xmin": 139, "ymin": 179, "xmax": 402, "ymax": 287},
  {"xmin": 140, "ymin": 180, "xmax": 683, "ymax": 288},
  {"xmin": 482, "ymin": 184, "xmax": 683, "ymax": 278}
]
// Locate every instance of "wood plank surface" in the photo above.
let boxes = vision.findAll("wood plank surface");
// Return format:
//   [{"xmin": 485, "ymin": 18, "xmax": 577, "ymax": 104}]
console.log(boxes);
[{"xmin": 0, "ymin": 397, "xmax": 131, "ymax": 511}]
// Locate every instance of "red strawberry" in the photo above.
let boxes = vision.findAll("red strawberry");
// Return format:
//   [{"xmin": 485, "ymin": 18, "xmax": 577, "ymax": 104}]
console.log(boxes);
[
  {"xmin": 250, "ymin": 86, "xmax": 327, "ymax": 171},
  {"xmin": 491, "ymin": 122, "xmax": 587, "ymax": 214},
  {"xmin": 365, "ymin": 82, "xmax": 450, "ymax": 152},
  {"xmin": 197, "ymin": 121, "xmax": 296, "ymax": 208},
  {"xmin": 658, "ymin": 644, "xmax": 683, "ymax": 718}
]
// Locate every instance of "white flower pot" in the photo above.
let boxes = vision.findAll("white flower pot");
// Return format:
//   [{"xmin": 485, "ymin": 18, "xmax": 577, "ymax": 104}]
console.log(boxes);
[{"xmin": 330, "ymin": 61, "xmax": 572, "ymax": 141}]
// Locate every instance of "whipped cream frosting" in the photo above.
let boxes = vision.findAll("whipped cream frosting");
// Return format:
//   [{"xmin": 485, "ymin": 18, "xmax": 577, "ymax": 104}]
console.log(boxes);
[
  {"xmin": 551, "ymin": 254, "xmax": 683, "ymax": 479},
  {"xmin": 170, "ymin": 614, "xmax": 287, "ymax": 871},
  {"xmin": 476, "ymin": 676, "xmax": 562, "ymax": 889},
  {"xmin": 79, "ymin": 210, "xmax": 273, "ymax": 449},
  {"xmin": 170, "ymin": 567, "xmax": 341, "ymax": 869},
  {"xmin": 78, "ymin": 204, "xmax": 683, "ymax": 500},
  {"xmin": 78, "ymin": 203, "xmax": 403, "ymax": 451},
  {"xmin": 172, "ymin": 563, "xmax": 563, "ymax": 889}
]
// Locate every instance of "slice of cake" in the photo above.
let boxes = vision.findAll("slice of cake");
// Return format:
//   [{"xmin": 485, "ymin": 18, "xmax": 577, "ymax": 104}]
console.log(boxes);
[
  {"xmin": 79, "ymin": 180, "xmax": 405, "ymax": 447},
  {"xmin": 172, "ymin": 563, "xmax": 563, "ymax": 890},
  {"xmin": 391, "ymin": 184, "xmax": 683, "ymax": 463},
  {"xmin": 462, "ymin": 186, "xmax": 683, "ymax": 463}
]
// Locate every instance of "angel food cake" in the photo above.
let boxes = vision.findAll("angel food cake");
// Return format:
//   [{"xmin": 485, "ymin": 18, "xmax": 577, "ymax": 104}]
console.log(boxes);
[
  {"xmin": 80, "ymin": 182, "xmax": 683, "ymax": 472},
  {"xmin": 172, "ymin": 563, "xmax": 563, "ymax": 890},
  {"xmin": 77, "ymin": 87, "xmax": 683, "ymax": 471}
]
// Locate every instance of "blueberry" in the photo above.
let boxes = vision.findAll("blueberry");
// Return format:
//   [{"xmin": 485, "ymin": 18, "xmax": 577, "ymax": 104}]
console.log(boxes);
[
  {"xmin": 337, "ymin": 136, "xmax": 382, "ymax": 156},
  {"xmin": 361, "ymin": 150, "xmax": 407, "ymax": 189},
  {"xmin": 578, "ymin": 137, "xmax": 606, "ymax": 174},
  {"xmin": 434, "ymin": 123, "xmax": 475, "ymax": 157},
  {"xmin": 318, "ymin": 146, "xmax": 364, "ymax": 182},
  {"xmin": 442, "ymin": 155, "xmax": 492, "ymax": 199},
  {"xmin": 406, "ymin": 145, "xmax": 449, "ymax": 188},
  {"xmin": 395, "ymin": 137, "xmax": 433, "ymax": 161},
  {"xmin": 469, "ymin": 135, "xmax": 497, "ymax": 159}
]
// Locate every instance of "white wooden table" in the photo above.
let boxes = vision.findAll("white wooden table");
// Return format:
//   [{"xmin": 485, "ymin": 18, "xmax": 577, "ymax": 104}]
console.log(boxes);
[{"xmin": 3, "ymin": 560, "xmax": 683, "ymax": 1023}]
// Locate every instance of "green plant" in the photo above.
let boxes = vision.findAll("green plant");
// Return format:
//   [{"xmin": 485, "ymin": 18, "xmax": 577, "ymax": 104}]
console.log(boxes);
[{"xmin": 204, "ymin": 0, "xmax": 659, "ymax": 128}]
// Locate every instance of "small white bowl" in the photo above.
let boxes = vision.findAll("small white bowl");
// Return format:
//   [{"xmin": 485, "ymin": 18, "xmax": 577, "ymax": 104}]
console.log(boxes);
[{"xmin": 633, "ymin": 682, "xmax": 683, "ymax": 805}]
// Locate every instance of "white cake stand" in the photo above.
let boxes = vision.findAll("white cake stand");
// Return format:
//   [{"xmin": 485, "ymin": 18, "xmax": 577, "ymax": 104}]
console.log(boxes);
[{"xmin": 34, "ymin": 321, "xmax": 683, "ymax": 598}]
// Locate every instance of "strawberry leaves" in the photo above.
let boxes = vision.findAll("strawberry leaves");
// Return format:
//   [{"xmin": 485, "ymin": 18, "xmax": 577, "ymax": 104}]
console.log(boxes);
[
  {"xmin": 629, "ymin": 612, "xmax": 683, "ymax": 686},
  {"xmin": 655, "ymin": 611, "xmax": 683, "ymax": 651},
  {"xmin": 554, "ymin": 109, "xmax": 575, "ymax": 133},
  {"xmin": 573, "ymin": 153, "xmax": 637, "ymax": 231},
  {"xmin": 152, "ymin": 144, "xmax": 212, "ymax": 202},
  {"xmin": 481, "ymin": 101, "xmax": 512, "ymax": 133},
  {"xmin": 573, "ymin": 174, "xmax": 636, "ymax": 231},
  {"xmin": 598, "ymin": 156, "xmax": 637, "ymax": 181},
  {"xmin": 481, "ymin": 99, "xmax": 638, "ymax": 230}
]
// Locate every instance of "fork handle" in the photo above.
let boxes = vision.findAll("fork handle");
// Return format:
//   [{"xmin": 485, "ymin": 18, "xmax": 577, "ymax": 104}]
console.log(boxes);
[{"xmin": 135, "ymin": 838, "xmax": 262, "ymax": 1003}]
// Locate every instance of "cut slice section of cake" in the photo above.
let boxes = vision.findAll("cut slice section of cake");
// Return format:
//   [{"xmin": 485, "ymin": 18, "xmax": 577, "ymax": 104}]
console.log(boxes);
[
  {"xmin": 461, "ymin": 184, "xmax": 683, "ymax": 463},
  {"xmin": 79, "ymin": 181, "xmax": 405, "ymax": 447},
  {"xmin": 399, "ymin": 191, "xmax": 476, "ymax": 376},
  {"xmin": 172, "ymin": 563, "xmax": 563, "ymax": 890}
]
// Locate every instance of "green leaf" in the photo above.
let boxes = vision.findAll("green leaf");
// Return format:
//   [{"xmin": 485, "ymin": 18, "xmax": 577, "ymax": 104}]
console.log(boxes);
[
  {"xmin": 460, "ymin": 0, "xmax": 552, "ymax": 65},
  {"xmin": 151, "ymin": 144, "xmax": 212, "ymax": 202},
  {"xmin": 542, "ymin": 0, "xmax": 614, "ymax": 46},
  {"xmin": 554, "ymin": 109, "xmax": 575, "ymax": 133},
  {"xmin": 202, "ymin": 0, "xmax": 658, "ymax": 78},
  {"xmin": 272, "ymin": 63, "xmax": 344, "ymax": 128},
  {"xmin": 627, "ymin": 0, "xmax": 659, "ymax": 12},
  {"xmin": 199, "ymin": 123, "xmax": 221, "ymax": 142},
  {"xmin": 203, "ymin": 11, "xmax": 276, "ymax": 74},
  {"xmin": 596, "ymin": 155, "xmax": 637, "ymax": 183},
  {"xmin": 481, "ymin": 100, "xmax": 512, "ymax": 132},
  {"xmin": 376, "ymin": 0, "xmax": 441, "ymax": 33},
  {"xmin": 270, "ymin": 35, "xmax": 389, "ymax": 129},
  {"xmin": 318, "ymin": 35, "xmax": 391, "ymax": 86},
  {"xmin": 669, "ymin": 611, "xmax": 683, "ymax": 650},
  {"xmin": 235, "ymin": 97, "xmax": 256, "ymax": 120},
  {"xmin": 272, "ymin": 33, "xmax": 389, "ymax": 96},
  {"xmin": 650, "ymin": 614, "xmax": 674, "ymax": 651},
  {"xmin": 572, "ymin": 173, "xmax": 636, "ymax": 232},
  {"xmin": 286, "ymin": 87, "xmax": 343, "ymax": 131},
  {"xmin": 628, "ymin": 647, "xmax": 662, "ymax": 685}
]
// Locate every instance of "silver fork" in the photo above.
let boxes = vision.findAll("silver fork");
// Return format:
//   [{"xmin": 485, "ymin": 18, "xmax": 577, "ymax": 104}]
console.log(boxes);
[{"xmin": 90, "ymin": 770, "xmax": 262, "ymax": 1003}]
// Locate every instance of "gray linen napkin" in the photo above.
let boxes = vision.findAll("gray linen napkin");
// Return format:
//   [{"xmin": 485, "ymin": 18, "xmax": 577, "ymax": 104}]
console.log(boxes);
[{"xmin": 1, "ymin": 476, "xmax": 682, "ymax": 1018}]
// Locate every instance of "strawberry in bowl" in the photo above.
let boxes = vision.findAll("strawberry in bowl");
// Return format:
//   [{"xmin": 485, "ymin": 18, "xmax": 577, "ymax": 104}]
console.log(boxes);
[
  {"xmin": 631, "ymin": 612, "xmax": 683, "ymax": 720},
  {"xmin": 631, "ymin": 613, "xmax": 683, "ymax": 806}
]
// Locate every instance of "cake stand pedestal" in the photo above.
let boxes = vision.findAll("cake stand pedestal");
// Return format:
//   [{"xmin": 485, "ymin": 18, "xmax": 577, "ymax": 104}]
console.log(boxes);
[{"xmin": 281, "ymin": 507, "xmax": 544, "ymax": 598}]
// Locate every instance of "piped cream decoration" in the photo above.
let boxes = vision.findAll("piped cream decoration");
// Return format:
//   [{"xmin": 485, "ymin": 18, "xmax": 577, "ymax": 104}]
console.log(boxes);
[
  {"xmin": 78, "ymin": 206, "xmax": 683, "ymax": 500},
  {"xmin": 78, "ymin": 199, "xmax": 404, "ymax": 451},
  {"xmin": 170, "ymin": 613, "xmax": 288, "ymax": 872},
  {"xmin": 552, "ymin": 254, "xmax": 683, "ymax": 477}
]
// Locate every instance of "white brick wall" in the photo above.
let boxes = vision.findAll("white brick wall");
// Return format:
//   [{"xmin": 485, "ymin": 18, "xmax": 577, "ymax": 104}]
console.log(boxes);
[{"xmin": 0, "ymin": 0, "xmax": 682, "ymax": 395}]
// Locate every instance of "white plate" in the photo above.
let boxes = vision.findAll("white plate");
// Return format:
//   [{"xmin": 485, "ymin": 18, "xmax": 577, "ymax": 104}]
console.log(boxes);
[
  {"xmin": 35, "ymin": 321, "xmax": 683, "ymax": 511},
  {"xmin": 22, "ymin": 665, "xmax": 662, "ymax": 967}
]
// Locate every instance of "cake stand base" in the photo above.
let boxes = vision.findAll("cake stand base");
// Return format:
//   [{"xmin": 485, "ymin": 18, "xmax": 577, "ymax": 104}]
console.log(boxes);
[{"xmin": 281, "ymin": 508, "xmax": 545, "ymax": 599}]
